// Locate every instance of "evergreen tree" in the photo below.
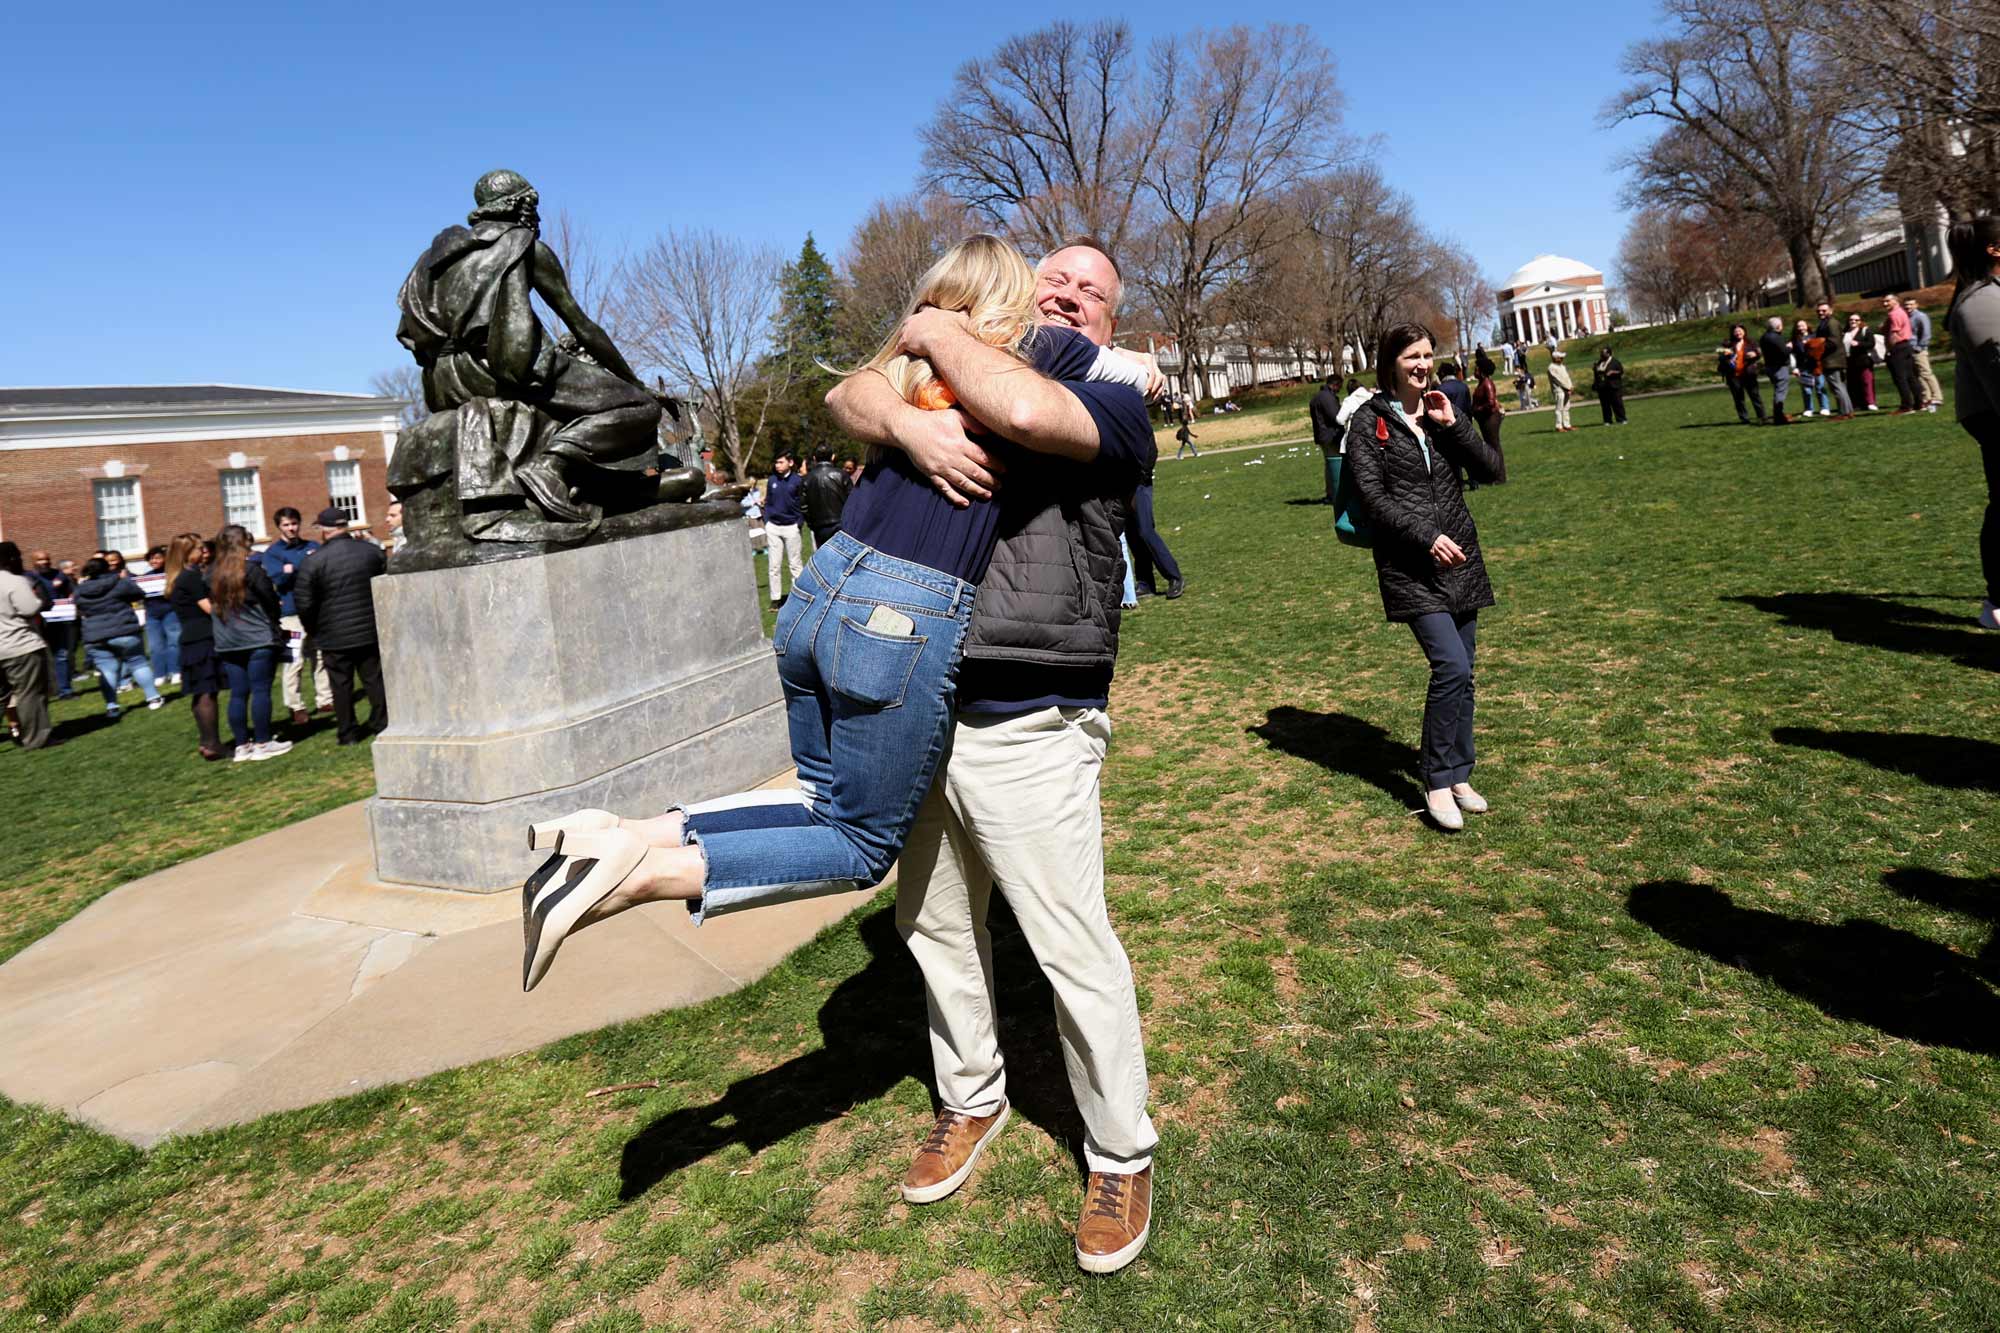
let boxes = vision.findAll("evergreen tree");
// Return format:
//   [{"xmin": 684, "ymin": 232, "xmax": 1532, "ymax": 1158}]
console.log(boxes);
[{"xmin": 758, "ymin": 233, "xmax": 845, "ymax": 464}]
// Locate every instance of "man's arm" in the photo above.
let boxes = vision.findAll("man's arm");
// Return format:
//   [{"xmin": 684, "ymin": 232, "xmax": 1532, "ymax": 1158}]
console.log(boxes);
[
  {"xmin": 825, "ymin": 371, "xmax": 1003, "ymax": 507},
  {"xmin": 900, "ymin": 309, "xmax": 1102, "ymax": 461}
]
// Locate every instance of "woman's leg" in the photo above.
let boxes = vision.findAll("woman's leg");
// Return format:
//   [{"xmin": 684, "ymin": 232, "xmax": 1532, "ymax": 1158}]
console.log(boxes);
[
  {"xmin": 248, "ymin": 647, "xmax": 275, "ymax": 743},
  {"xmin": 163, "ymin": 611, "xmax": 181, "ymax": 681},
  {"xmin": 692, "ymin": 554, "xmax": 973, "ymax": 918},
  {"xmin": 1967, "ymin": 414, "xmax": 2000, "ymax": 604},
  {"xmin": 1454, "ymin": 613, "xmax": 1478, "ymax": 781},
  {"xmin": 1407, "ymin": 612, "xmax": 1475, "ymax": 792},
  {"xmin": 220, "ymin": 653, "xmax": 251, "ymax": 746},
  {"xmin": 192, "ymin": 692, "xmax": 221, "ymax": 752},
  {"xmin": 118, "ymin": 636, "xmax": 159, "ymax": 702},
  {"xmin": 86, "ymin": 644, "xmax": 121, "ymax": 709}
]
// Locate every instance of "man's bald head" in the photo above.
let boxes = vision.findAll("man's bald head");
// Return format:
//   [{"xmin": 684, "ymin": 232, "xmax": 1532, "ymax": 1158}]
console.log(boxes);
[{"xmin": 1035, "ymin": 242, "xmax": 1121, "ymax": 347}]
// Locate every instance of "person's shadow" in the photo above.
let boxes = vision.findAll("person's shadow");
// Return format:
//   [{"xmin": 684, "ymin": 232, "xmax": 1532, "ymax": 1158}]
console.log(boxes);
[
  {"xmin": 1626, "ymin": 880, "xmax": 2000, "ymax": 1057},
  {"xmin": 1771, "ymin": 727, "xmax": 2000, "ymax": 792},
  {"xmin": 1724, "ymin": 592, "xmax": 1999, "ymax": 670},
  {"xmin": 1885, "ymin": 867, "xmax": 2000, "ymax": 980},
  {"xmin": 617, "ymin": 902, "xmax": 1083, "ymax": 1201},
  {"xmin": 1248, "ymin": 706, "xmax": 1423, "ymax": 809}
]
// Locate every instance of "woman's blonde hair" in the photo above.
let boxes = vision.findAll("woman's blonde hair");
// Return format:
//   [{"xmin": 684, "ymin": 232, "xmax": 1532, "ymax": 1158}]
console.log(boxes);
[{"xmin": 851, "ymin": 233, "xmax": 1040, "ymax": 406}]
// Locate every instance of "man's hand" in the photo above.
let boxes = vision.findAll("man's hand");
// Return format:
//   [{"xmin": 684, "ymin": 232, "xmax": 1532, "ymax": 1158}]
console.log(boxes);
[
  {"xmin": 905, "ymin": 408, "xmax": 1004, "ymax": 507},
  {"xmin": 897, "ymin": 307, "xmax": 971, "ymax": 360}
]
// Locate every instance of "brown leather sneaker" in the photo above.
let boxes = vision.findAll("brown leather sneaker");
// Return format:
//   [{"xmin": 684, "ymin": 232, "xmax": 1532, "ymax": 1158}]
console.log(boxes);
[
  {"xmin": 1075, "ymin": 1166, "xmax": 1152, "ymax": 1274},
  {"xmin": 900, "ymin": 1103, "xmax": 1010, "ymax": 1204}
]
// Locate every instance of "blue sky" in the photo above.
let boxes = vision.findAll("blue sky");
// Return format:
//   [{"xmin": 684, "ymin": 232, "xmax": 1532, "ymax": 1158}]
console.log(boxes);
[{"xmin": 3, "ymin": 1, "xmax": 1663, "ymax": 393}]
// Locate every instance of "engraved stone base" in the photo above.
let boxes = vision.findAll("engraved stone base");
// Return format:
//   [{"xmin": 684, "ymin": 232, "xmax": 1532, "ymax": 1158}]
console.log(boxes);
[{"xmin": 368, "ymin": 513, "xmax": 791, "ymax": 893}]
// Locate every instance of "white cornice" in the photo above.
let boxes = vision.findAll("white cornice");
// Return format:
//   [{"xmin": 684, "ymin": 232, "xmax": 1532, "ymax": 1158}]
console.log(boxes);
[{"xmin": 0, "ymin": 406, "xmax": 408, "ymax": 451}]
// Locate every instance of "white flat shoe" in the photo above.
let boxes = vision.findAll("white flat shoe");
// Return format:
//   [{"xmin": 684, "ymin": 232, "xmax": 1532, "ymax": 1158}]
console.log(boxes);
[
  {"xmin": 1981, "ymin": 600, "xmax": 2000, "ymax": 632},
  {"xmin": 1423, "ymin": 788, "xmax": 1464, "ymax": 831},
  {"xmin": 1451, "ymin": 784, "xmax": 1489, "ymax": 814},
  {"xmin": 522, "ymin": 828, "xmax": 649, "ymax": 991},
  {"xmin": 527, "ymin": 808, "xmax": 619, "ymax": 853}
]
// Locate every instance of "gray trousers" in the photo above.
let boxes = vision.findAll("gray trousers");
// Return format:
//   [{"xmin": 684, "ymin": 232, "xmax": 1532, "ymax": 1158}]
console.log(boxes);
[
  {"xmin": 1409, "ymin": 610, "xmax": 1478, "ymax": 789},
  {"xmin": 3, "ymin": 648, "xmax": 53, "ymax": 750}
]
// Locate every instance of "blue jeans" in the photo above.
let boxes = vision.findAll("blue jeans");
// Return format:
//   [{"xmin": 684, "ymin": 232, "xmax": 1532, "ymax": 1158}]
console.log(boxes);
[
  {"xmin": 86, "ymin": 635, "xmax": 159, "ymax": 711},
  {"xmin": 1127, "ymin": 483, "xmax": 1181, "ymax": 589},
  {"xmin": 683, "ymin": 532, "xmax": 974, "ymax": 921},
  {"xmin": 1796, "ymin": 372, "xmax": 1826, "ymax": 415},
  {"xmin": 1119, "ymin": 535, "xmax": 1138, "ymax": 607},
  {"xmin": 219, "ymin": 646, "xmax": 277, "ymax": 745},
  {"xmin": 1408, "ymin": 611, "xmax": 1477, "ymax": 789},
  {"xmin": 147, "ymin": 607, "xmax": 181, "ymax": 682}
]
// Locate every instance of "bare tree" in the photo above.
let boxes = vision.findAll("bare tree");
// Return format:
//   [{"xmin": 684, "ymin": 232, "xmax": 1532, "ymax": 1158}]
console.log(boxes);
[
  {"xmin": 618, "ymin": 229, "xmax": 781, "ymax": 482},
  {"xmin": 919, "ymin": 20, "xmax": 1170, "ymax": 257},
  {"xmin": 1294, "ymin": 166, "xmax": 1437, "ymax": 359},
  {"xmin": 1615, "ymin": 208, "xmax": 1709, "ymax": 321},
  {"xmin": 368, "ymin": 365, "xmax": 426, "ymax": 427},
  {"xmin": 1605, "ymin": 0, "xmax": 1873, "ymax": 304},
  {"xmin": 1804, "ymin": 0, "xmax": 2000, "ymax": 224},
  {"xmin": 1132, "ymin": 24, "xmax": 1348, "ymax": 402},
  {"xmin": 1430, "ymin": 241, "xmax": 1493, "ymax": 358},
  {"xmin": 833, "ymin": 193, "xmax": 975, "ymax": 362}
]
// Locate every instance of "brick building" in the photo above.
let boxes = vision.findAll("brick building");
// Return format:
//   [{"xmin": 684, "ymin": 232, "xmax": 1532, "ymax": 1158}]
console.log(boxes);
[{"xmin": 0, "ymin": 386, "xmax": 407, "ymax": 560}]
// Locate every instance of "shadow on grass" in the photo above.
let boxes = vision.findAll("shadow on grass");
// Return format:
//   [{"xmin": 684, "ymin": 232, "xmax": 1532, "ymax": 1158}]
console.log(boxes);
[
  {"xmin": 1626, "ymin": 880, "xmax": 2000, "ymax": 1057},
  {"xmin": 1725, "ymin": 592, "xmax": 1999, "ymax": 669},
  {"xmin": 618, "ymin": 903, "xmax": 1082, "ymax": 1202},
  {"xmin": 1886, "ymin": 867, "xmax": 2000, "ymax": 978},
  {"xmin": 1771, "ymin": 727, "xmax": 2000, "ymax": 792},
  {"xmin": 1248, "ymin": 706, "xmax": 1422, "ymax": 809},
  {"xmin": 46, "ymin": 713, "xmax": 120, "ymax": 746}
]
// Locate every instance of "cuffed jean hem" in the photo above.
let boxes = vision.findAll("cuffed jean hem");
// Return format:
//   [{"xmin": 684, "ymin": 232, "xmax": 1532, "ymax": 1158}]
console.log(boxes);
[{"xmin": 677, "ymin": 783, "xmax": 866, "ymax": 926}]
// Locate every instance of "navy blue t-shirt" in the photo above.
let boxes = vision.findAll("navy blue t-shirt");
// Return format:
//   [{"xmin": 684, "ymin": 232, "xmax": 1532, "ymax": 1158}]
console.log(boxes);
[
  {"xmin": 838, "ymin": 325, "xmax": 1147, "ymax": 586},
  {"xmin": 763, "ymin": 471, "xmax": 805, "ymax": 526}
]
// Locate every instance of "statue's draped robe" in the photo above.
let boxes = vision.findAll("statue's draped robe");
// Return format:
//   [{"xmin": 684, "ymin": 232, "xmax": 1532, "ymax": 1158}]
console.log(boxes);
[{"xmin": 396, "ymin": 222, "xmax": 657, "ymax": 479}]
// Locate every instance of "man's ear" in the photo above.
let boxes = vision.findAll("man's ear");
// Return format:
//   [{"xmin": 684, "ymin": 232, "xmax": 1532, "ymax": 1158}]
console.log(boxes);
[{"xmin": 1107, "ymin": 314, "xmax": 1119, "ymax": 341}]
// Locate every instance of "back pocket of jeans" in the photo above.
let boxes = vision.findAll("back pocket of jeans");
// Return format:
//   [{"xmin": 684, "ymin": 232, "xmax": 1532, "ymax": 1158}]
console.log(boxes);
[
  {"xmin": 772, "ymin": 585, "xmax": 814, "ymax": 657},
  {"xmin": 829, "ymin": 615, "xmax": 927, "ymax": 708}
]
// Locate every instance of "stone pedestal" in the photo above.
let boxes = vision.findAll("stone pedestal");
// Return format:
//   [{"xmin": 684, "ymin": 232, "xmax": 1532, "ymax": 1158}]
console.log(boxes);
[{"xmin": 368, "ymin": 513, "xmax": 791, "ymax": 893}]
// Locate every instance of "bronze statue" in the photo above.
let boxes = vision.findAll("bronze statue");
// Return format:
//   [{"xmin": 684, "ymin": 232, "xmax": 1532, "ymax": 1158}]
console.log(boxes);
[{"xmin": 388, "ymin": 170, "xmax": 707, "ymax": 569}]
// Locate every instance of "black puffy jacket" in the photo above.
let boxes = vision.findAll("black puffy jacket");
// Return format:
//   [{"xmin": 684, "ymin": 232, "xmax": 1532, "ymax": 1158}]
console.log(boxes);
[
  {"xmin": 1342, "ymin": 394, "xmax": 1501, "ymax": 623},
  {"xmin": 293, "ymin": 535, "xmax": 386, "ymax": 651}
]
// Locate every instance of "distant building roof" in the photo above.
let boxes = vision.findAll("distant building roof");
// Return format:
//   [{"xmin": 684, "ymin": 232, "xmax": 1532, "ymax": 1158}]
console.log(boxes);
[
  {"xmin": 1500, "ymin": 255, "xmax": 1602, "ymax": 292},
  {"xmin": 0, "ymin": 385, "xmax": 402, "ymax": 418}
]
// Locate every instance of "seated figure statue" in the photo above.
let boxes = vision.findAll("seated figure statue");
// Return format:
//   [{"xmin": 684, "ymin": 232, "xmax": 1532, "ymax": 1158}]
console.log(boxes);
[{"xmin": 392, "ymin": 170, "xmax": 701, "ymax": 563}]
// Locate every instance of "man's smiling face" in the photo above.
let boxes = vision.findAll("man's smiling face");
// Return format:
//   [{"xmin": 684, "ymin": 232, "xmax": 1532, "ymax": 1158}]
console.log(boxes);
[{"xmin": 1034, "ymin": 246, "xmax": 1119, "ymax": 347}]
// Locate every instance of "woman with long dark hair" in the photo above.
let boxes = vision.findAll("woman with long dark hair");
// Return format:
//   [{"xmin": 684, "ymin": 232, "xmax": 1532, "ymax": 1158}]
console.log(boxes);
[
  {"xmin": 1947, "ymin": 216, "xmax": 2000, "ymax": 630},
  {"xmin": 167, "ymin": 533, "xmax": 225, "ymax": 759},
  {"xmin": 1470, "ymin": 352, "xmax": 1506, "ymax": 480},
  {"xmin": 1342, "ymin": 323, "xmax": 1505, "ymax": 831},
  {"xmin": 208, "ymin": 525, "xmax": 292, "ymax": 761}
]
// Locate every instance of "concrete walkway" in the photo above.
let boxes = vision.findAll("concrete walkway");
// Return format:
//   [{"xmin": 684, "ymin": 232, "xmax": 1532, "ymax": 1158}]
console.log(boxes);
[{"xmin": 0, "ymin": 785, "xmax": 872, "ymax": 1146}]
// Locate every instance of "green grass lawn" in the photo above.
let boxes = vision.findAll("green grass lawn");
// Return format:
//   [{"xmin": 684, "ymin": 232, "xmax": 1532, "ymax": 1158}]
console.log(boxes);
[{"xmin": 4, "ymin": 373, "xmax": 1998, "ymax": 1330}]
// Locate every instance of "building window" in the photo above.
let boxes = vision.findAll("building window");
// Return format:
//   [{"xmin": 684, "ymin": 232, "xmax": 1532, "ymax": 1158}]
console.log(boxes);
[
  {"xmin": 326, "ymin": 460, "xmax": 365, "ymax": 525},
  {"xmin": 94, "ymin": 478, "xmax": 146, "ymax": 554},
  {"xmin": 220, "ymin": 468, "xmax": 265, "ymax": 538}
]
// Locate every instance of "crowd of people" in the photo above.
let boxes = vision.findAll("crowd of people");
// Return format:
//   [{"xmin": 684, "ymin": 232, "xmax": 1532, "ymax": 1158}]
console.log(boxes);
[
  {"xmin": 0, "ymin": 502, "xmax": 394, "ymax": 757},
  {"xmin": 1717, "ymin": 294, "xmax": 1944, "ymax": 426}
]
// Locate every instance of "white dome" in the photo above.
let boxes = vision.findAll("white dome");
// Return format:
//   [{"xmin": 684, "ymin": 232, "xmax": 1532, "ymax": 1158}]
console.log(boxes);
[{"xmin": 1502, "ymin": 254, "xmax": 1599, "ymax": 292}]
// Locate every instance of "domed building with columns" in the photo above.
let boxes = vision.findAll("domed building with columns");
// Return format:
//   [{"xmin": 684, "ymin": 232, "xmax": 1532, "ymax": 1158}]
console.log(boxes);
[{"xmin": 1498, "ymin": 255, "xmax": 1608, "ymax": 343}]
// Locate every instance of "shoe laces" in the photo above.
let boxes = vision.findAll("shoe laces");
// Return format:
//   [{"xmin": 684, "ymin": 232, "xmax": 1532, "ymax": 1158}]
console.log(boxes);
[
  {"xmin": 1085, "ymin": 1173, "xmax": 1126, "ymax": 1221},
  {"xmin": 919, "ymin": 1113, "xmax": 966, "ymax": 1158}
]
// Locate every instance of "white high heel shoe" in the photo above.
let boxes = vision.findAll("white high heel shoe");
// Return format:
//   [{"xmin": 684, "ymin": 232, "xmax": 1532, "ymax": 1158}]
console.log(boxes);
[
  {"xmin": 1423, "ymin": 788, "xmax": 1465, "ymax": 831},
  {"xmin": 526, "ymin": 808, "xmax": 620, "ymax": 853},
  {"xmin": 521, "ymin": 828, "xmax": 650, "ymax": 991}
]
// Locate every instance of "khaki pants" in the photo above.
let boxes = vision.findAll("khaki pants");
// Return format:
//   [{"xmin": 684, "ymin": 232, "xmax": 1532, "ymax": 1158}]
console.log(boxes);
[
  {"xmin": 1913, "ymin": 349, "xmax": 1943, "ymax": 406},
  {"xmin": 279, "ymin": 613, "xmax": 318, "ymax": 713},
  {"xmin": 895, "ymin": 706, "xmax": 1157, "ymax": 1175},
  {"xmin": 765, "ymin": 523, "xmax": 803, "ymax": 602},
  {"xmin": 1551, "ymin": 383, "xmax": 1573, "ymax": 429}
]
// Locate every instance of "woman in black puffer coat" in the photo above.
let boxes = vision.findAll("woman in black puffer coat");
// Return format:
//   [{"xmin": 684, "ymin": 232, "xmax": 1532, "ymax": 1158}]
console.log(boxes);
[{"xmin": 1343, "ymin": 323, "xmax": 1504, "ymax": 831}]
